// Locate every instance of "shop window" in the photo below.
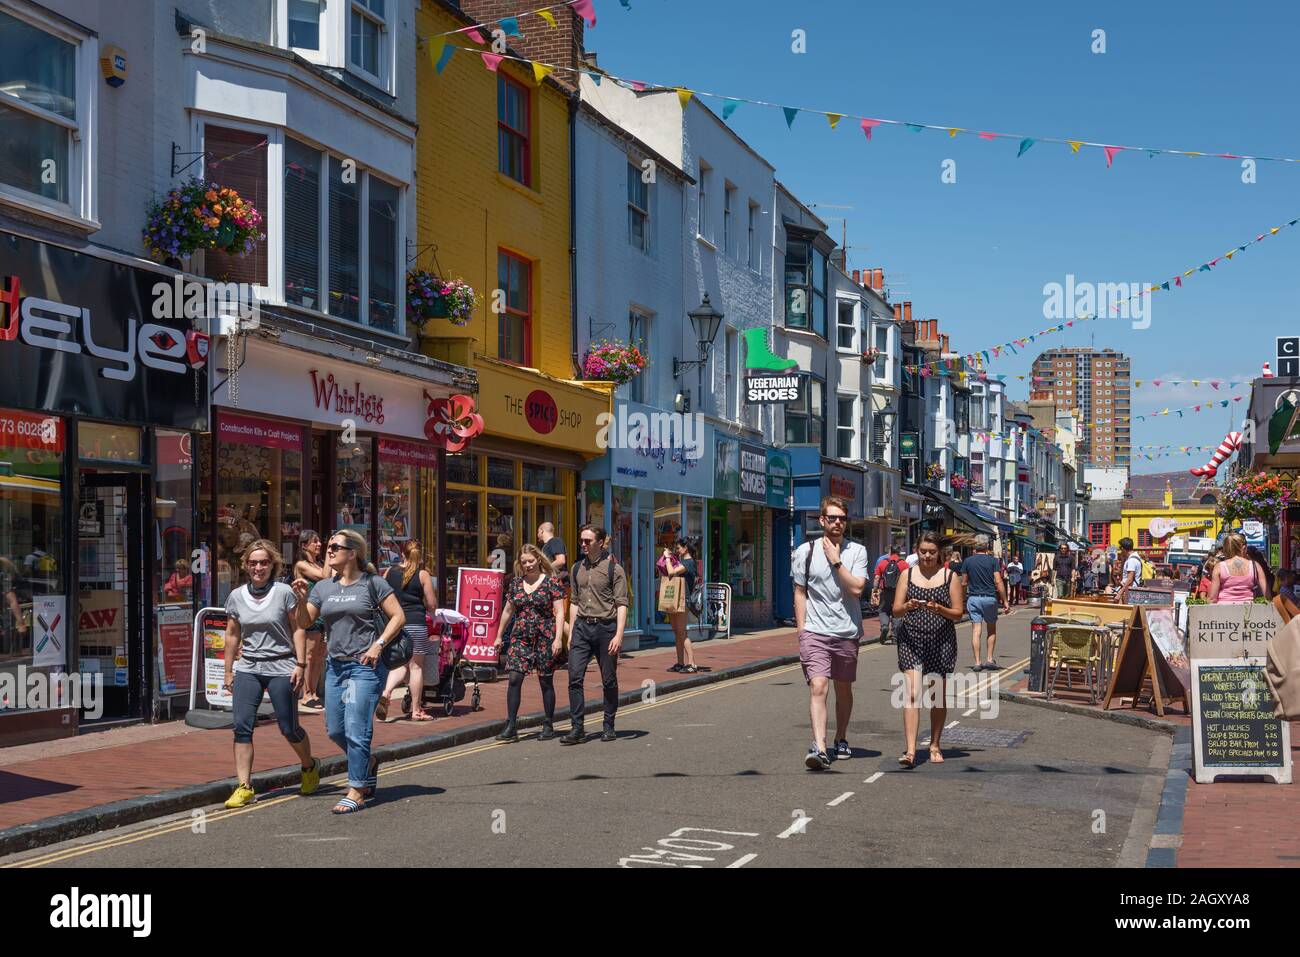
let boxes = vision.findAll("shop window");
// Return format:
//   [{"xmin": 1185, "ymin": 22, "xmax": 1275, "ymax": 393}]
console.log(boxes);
[
  {"xmin": 497, "ymin": 249, "xmax": 531, "ymax": 364},
  {"xmin": 377, "ymin": 440, "xmax": 435, "ymax": 573},
  {"xmin": 208, "ymin": 414, "xmax": 304, "ymax": 604},
  {"xmin": 155, "ymin": 431, "xmax": 197, "ymax": 698},
  {"xmin": 0, "ymin": 409, "xmax": 65, "ymax": 694},
  {"xmin": 727, "ymin": 504, "xmax": 764, "ymax": 598},
  {"xmin": 498, "ymin": 74, "xmax": 530, "ymax": 186},
  {"xmin": 524, "ymin": 462, "xmax": 557, "ymax": 495},
  {"xmin": 443, "ymin": 488, "xmax": 479, "ymax": 602},
  {"xmin": 0, "ymin": 7, "xmax": 93, "ymax": 217},
  {"xmin": 486, "ymin": 494, "xmax": 516, "ymax": 570},
  {"xmin": 78, "ymin": 422, "xmax": 141, "ymax": 464},
  {"xmin": 487, "ymin": 456, "xmax": 517, "ymax": 490},
  {"xmin": 585, "ymin": 481, "xmax": 606, "ymax": 532},
  {"xmin": 201, "ymin": 125, "xmax": 269, "ymax": 286},
  {"xmin": 445, "ymin": 452, "xmax": 479, "ymax": 486},
  {"xmin": 336, "ymin": 435, "xmax": 371, "ymax": 543},
  {"xmin": 612, "ymin": 487, "xmax": 635, "ymax": 624}
]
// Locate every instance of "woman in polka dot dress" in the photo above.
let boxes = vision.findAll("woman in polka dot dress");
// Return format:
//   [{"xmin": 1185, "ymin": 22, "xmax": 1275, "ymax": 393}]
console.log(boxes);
[{"xmin": 892, "ymin": 532, "xmax": 966, "ymax": 768}]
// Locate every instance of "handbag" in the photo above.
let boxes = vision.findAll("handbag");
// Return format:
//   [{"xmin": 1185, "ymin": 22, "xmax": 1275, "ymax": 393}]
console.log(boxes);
[
  {"xmin": 658, "ymin": 575, "xmax": 685, "ymax": 613},
  {"xmin": 368, "ymin": 573, "xmax": 412, "ymax": 669}
]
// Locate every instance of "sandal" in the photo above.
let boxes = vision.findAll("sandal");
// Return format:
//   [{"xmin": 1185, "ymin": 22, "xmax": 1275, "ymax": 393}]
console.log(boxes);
[
  {"xmin": 929, "ymin": 747, "xmax": 945, "ymax": 764},
  {"xmin": 411, "ymin": 709, "xmax": 434, "ymax": 721},
  {"xmin": 898, "ymin": 752, "xmax": 916, "ymax": 768},
  {"xmin": 331, "ymin": 797, "xmax": 365, "ymax": 814},
  {"xmin": 667, "ymin": 663, "xmax": 684, "ymax": 673},
  {"xmin": 362, "ymin": 756, "xmax": 379, "ymax": 798},
  {"xmin": 374, "ymin": 696, "xmax": 390, "ymax": 722},
  {"xmin": 683, "ymin": 664, "xmax": 699, "ymax": 674}
]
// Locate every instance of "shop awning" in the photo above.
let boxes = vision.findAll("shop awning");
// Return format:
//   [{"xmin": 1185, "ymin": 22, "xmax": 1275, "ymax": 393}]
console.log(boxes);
[
  {"xmin": 922, "ymin": 488, "xmax": 997, "ymax": 535},
  {"xmin": 972, "ymin": 505, "xmax": 1016, "ymax": 533}
]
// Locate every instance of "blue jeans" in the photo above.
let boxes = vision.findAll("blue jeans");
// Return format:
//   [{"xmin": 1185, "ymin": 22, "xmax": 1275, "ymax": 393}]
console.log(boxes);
[{"xmin": 324, "ymin": 657, "xmax": 389, "ymax": 789}]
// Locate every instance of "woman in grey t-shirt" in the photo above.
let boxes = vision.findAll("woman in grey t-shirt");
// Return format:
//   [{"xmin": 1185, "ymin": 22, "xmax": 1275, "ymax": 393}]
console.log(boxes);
[
  {"xmin": 222, "ymin": 541, "xmax": 319, "ymax": 809},
  {"xmin": 294, "ymin": 528, "xmax": 406, "ymax": 814}
]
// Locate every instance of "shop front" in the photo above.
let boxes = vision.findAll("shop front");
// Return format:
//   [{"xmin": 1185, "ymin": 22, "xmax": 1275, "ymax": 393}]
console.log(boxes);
[
  {"xmin": 583, "ymin": 404, "xmax": 712, "ymax": 647},
  {"xmin": 207, "ymin": 331, "xmax": 464, "ymax": 607},
  {"xmin": 711, "ymin": 436, "xmax": 777, "ymax": 628},
  {"xmin": 769, "ymin": 449, "xmax": 795, "ymax": 622},
  {"xmin": 455, "ymin": 358, "xmax": 610, "ymax": 604},
  {"xmin": 0, "ymin": 231, "xmax": 208, "ymax": 744},
  {"xmin": 791, "ymin": 448, "xmax": 868, "ymax": 548}
]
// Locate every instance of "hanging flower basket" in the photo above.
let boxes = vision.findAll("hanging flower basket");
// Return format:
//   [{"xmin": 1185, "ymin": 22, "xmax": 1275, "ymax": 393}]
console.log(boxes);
[
  {"xmin": 407, "ymin": 270, "xmax": 475, "ymax": 329},
  {"xmin": 1219, "ymin": 471, "xmax": 1291, "ymax": 526},
  {"xmin": 142, "ymin": 177, "xmax": 263, "ymax": 263},
  {"xmin": 925, "ymin": 462, "xmax": 947, "ymax": 482},
  {"xmin": 583, "ymin": 340, "xmax": 647, "ymax": 385},
  {"xmin": 950, "ymin": 474, "xmax": 969, "ymax": 492}
]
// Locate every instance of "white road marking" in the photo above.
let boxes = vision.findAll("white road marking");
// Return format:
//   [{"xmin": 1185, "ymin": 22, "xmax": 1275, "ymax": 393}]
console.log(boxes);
[
  {"xmin": 962, "ymin": 708, "xmax": 976, "ymax": 717},
  {"xmin": 727, "ymin": 853, "xmax": 758, "ymax": 868},
  {"xmin": 945, "ymin": 720, "xmax": 959, "ymax": 729},
  {"xmin": 827, "ymin": 791, "xmax": 854, "ymax": 807},
  {"xmin": 863, "ymin": 772, "xmax": 884, "ymax": 784},
  {"xmin": 777, "ymin": 817, "xmax": 812, "ymax": 839}
]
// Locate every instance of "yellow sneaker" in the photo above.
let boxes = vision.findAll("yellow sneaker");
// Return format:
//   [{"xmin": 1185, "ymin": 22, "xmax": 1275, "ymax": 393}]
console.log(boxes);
[
  {"xmin": 300, "ymin": 758, "xmax": 321, "ymax": 796},
  {"xmin": 224, "ymin": 783, "xmax": 256, "ymax": 808}
]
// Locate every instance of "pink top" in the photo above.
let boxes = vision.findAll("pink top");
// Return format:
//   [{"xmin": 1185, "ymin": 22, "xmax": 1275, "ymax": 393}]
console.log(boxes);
[{"xmin": 1215, "ymin": 560, "xmax": 1258, "ymax": 604}]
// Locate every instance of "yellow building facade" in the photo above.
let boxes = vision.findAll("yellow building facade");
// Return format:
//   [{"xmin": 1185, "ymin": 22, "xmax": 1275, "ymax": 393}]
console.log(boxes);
[
  {"xmin": 1110, "ymin": 485, "xmax": 1222, "ymax": 562},
  {"xmin": 416, "ymin": 1, "xmax": 609, "ymax": 598}
]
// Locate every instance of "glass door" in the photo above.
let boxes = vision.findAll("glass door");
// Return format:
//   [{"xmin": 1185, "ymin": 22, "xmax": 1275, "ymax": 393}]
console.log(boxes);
[{"xmin": 77, "ymin": 472, "xmax": 146, "ymax": 722}]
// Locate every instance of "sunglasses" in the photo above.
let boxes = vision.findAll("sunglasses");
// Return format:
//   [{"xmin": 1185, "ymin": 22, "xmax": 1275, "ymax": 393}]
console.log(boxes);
[
  {"xmin": 580, "ymin": 538, "xmax": 597, "ymax": 545},
  {"xmin": 326, "ymin": 543, "xmax": 354, "ymax": 553},
  {"xmin": 821, "ymin": 514, "xmax": 847, "ymax": 524}
]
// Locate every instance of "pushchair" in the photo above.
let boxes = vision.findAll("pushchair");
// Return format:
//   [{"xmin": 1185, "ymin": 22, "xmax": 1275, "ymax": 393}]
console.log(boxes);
[{"xmin": 401, "ymin": 609, "xmax": 483, "ymax": 717}]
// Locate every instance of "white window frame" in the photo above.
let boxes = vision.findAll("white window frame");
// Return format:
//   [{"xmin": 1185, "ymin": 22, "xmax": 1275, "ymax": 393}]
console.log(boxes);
[
  {"xmin": 834, "ymin": 298, "xmax": 858, "ymax": 353},
  {"xmin": 627, "ymin": 307, "xmax": 652, "ymax": 405},
  {"xmin": 723, "ymin": 182, "xmax": 735, "ymax": 254},
  {"xmin": 747, "ymin": 200, "xmax": 759, "ymax": 270},
  {"xmin": 0, "ymin": 2, "xmax": 97, "ymax": 227},
  {"xmin": 723, "ymin": 325, "xmax": 738, "ymax": 420},
  {"xmin": 627, "ymin": 160, "xmax": 649, "ymax": 253},
  {"xmin": 836, "ymin": 392, "xmax": 858, "ymax": 461},
  {"xmin": 196, "ymin": 118, "xmax": 405, "ymax": 335},
  {"xmin": 346, "ymin": 0, "xmax": 394, "ymax": 94},
  {"xmin": 277, "ymin": 0, "xmax": 333, "ymax": 64},
  {"xmin": 696, "ymin": 159, "xmax": 711, "ymax": 242}
]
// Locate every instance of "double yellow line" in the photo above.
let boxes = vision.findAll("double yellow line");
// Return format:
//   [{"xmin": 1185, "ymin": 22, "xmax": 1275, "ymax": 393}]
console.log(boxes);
[{"xmin": 10, "ymin": 648, "xmax": 1027, "ymax": 867}]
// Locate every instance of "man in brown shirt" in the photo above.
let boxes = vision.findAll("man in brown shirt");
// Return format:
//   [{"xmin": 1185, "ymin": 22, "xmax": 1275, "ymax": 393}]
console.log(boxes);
[{"xmin": 562, "ymin": 524, "xmax": 629, "ymax": 744}]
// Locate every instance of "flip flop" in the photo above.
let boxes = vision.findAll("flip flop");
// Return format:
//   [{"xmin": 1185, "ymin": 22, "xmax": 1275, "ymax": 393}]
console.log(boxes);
[
  {"xmin": 929, "ymin": 748, "xmax": 946, "ymax": 764},
  {"xmin": 898, "ymin": 752, "xmax": 916, "ymax": 768},
  {"xmin": 362, "ymin": 756, "xmax": 379, "ymax": 798},
  {"xmin": 331, "ymin": 797, "xmax": 365, "ymax": 814}
]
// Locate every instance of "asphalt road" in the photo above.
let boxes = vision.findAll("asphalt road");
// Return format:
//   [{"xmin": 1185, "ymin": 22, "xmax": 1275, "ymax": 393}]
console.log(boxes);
[{"xmin": 3, "ymin": 611, "xmax": 1167, "ymax": 868}]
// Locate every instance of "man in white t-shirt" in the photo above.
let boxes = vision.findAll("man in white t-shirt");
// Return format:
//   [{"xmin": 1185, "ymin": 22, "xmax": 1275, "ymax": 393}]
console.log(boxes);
[{"xmin": 1117, "ymin": 537, "xmax": 1143, "ymax": 604}]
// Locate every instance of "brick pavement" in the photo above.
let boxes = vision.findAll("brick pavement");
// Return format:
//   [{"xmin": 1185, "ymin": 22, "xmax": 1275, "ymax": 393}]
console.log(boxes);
[{"xmin": 0, "ymin": 624, "xmax": 845, "ymax": 833}]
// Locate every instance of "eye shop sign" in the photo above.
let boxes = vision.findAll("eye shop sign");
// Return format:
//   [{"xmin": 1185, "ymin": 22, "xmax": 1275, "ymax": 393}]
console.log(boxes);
[{"xmin": 745, "ymin": 373, "xmax": 803, "ymax": 404}]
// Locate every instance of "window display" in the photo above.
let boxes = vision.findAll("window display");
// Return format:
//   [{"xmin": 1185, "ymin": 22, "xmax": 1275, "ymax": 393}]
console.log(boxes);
[{"xmin": 336, "ymin": 435, "xmax": 371, "ymax": 536}]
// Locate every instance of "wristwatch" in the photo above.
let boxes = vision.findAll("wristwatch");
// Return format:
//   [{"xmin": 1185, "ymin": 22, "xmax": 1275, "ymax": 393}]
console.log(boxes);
[
  {"xmin": 376, "ymin": 638, "xmax": 387, "ymax": 648},
  {"xmin": 832, "ymin": 560, "xmax": 843, "ymax": 570}
]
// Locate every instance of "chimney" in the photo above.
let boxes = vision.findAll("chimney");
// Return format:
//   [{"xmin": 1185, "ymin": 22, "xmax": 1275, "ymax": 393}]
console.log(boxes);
[
  {"xmin": 893, "ymin": 303, "xmax": 902, "ymax": 322},
  {"xmin": 456, "ymin": 0, "xmax": 586, "ymax": 88},
  {"xmin": 851, "ymin": 269, "xmax": 861, "ymax": 284},
  {"xmin": 903, "ymin": 301, "xmax": 912, "ymax": 323},
  {"xmin": 941, "ymin": 333, "xmax": 950, "ymax": 353},
  {"xmin": 873, "ymin": 268, "xmax": 884, "ymax": 291}
]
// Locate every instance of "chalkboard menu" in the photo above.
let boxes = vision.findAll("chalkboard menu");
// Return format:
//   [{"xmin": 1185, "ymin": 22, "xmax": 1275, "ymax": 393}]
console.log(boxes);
[
  {"xmin": 1126, "ymin": 587, "xmax": 1175, "ymax": 606},
  {"xmin": 1191, "ymin": 660, "xmax": 1292, "ymax": 784}
]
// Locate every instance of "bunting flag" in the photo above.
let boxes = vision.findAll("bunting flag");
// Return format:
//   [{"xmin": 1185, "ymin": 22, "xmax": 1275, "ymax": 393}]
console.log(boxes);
[
  {"xmin": 429, "ymin": 0, "xmax": 597, "ymax": 39},
  {"xmin": 532, "ymin": 61, "xmax": 555, "ymax": 84},
  {"xmin": 783, "ymin": 106, "xmax": 799, "ymax": 130},
  {"xmin": 435, "ymin": 43, "xmax": 456, "ymax": 73},
  {"xmin": 499, "ymin": 16, "xmax": 521, "ymax": 35},
  {"xmin": 466, "ymin": 28, "xmax": 486, "ymax": 44},
  {"xmin": 826, "ymin": 113, "xmax": 844, "ymax": 130},
  {"xmin": 1103, "ymin": 145, "xmax": 1123, "ymax": 167},
  {"xmin": 481, "ymin": 52, "xmax": 504, "ymax": 72},
  {"xmin": 539, "ymin": 9, "xmax": 557, "ymax": 27},
  {"xmin": 676, "ymin": 88, "xmax": 694, "ymax": 110},
  {"xmin": 861, "ymin": 118, "xmax": 881, "ymax": 140},
  {"xmin": 572, "ymin": 0, "xmax": 597, "ymax": 26},
  {"xmin": 1017, "ymin": 138, "xmax": 1035, "ymax": 157},
  {"xmin": 1130, "ymin": 395, "xmax": 1247, "ymax": 422},
  {"xmin": 428, "ymin": 33, "xmax": 447, "ymax": 67},
  {"xmin": 722, "ymin": 99, "xmax": 741, "ymax": 120}
]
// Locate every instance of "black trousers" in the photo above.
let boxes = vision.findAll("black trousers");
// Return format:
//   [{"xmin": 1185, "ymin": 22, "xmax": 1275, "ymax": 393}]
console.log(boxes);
[{"xmin": 568, "ymin": 617, "xmax": 619, "ymax": 730}]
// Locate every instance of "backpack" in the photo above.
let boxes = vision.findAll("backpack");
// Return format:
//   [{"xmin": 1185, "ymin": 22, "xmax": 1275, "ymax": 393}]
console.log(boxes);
[
  {"xmin": 881, "ymin": 558, "xmax": 903, "ymax": 591},
  {"xmin": 802, "ymin": 538, "xmax": 854, "ymax": 582}
]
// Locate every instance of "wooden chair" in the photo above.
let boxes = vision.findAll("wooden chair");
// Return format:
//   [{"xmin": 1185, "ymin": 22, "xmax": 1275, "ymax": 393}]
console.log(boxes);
[{"xmin": 1046, "ymin": 625, "xmax": 1103, "ymax": 704}]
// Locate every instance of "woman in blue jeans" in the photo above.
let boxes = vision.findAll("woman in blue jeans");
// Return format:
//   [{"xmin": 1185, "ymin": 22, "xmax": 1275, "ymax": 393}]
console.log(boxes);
[{"xmin": 293, "ymin": 528, "xmax": 405, "ymax": 814}]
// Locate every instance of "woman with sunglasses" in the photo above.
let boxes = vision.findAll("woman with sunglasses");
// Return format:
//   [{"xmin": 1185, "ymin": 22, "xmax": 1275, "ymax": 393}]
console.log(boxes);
[
  {"xmin": 222, "ymin": 541, "xmax": 319, "ymax": 808},
  {"xmin": 892, "ymin": 531, "xmax": 965, "ymax": 769},
  {"xmin": 293, "ymin": 529, "xmax": 405, "ymax": 814}
]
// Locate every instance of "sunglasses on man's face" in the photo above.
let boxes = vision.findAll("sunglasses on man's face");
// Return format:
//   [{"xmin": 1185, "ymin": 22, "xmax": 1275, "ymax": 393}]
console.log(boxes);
[
  {"xmin": 326, "ymin": 543, "xmax": 353, "ymax": 553},
  {"xmin": 821, "ymin": 514, "xmax": 847, "ymax": 524},
  {"xmin": 580, "ymin": 538, "xmax": 597, "ymax": 546}
]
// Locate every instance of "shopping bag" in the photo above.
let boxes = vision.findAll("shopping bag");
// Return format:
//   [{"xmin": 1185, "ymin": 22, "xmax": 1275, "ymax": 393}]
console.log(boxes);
[{"xmin": 658, "ymin": 576, "xmax": 685, "ymax": 613}]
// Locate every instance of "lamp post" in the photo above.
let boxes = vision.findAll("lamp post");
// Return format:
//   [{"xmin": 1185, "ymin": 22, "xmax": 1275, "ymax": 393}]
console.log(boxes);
[{"xmin": 673, "ymin": 292, "xmax": 726, "ymax": 412}]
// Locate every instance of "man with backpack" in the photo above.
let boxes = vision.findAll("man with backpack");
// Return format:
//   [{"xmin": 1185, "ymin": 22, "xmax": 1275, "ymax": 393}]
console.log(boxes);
[
  {"xmin": 1118, "ymin": 537, "xmax": 1143, "ymax": 604},
  {"xmin": 873, "ymin": 545, "xmax": 907, "ymax": 645},
  {"xmin": 792, "ymin": 497, "xmax": 871, "ymax": 771}
]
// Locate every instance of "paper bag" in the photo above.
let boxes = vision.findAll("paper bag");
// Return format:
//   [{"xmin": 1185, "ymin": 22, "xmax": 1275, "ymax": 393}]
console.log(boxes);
[{"xmin": 658, "ymin": 576, "xmax": 685, "ymax": 614}]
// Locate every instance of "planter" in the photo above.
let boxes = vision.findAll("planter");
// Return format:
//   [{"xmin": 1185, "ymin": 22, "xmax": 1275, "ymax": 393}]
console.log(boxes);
[{"xmin": 429, "ymin": 296, "xmax": 450, "ymax": 319}]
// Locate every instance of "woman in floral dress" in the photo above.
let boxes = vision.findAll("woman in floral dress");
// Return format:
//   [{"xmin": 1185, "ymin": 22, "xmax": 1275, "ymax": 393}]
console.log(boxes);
[{"xmin": 493, "ymin": 545, "xmax": 567, "ymax": 742}]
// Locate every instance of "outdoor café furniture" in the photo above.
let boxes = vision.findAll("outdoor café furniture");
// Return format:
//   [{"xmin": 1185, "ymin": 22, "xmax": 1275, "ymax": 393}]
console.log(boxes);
[{"xmin": 1046, "ymin": 624, "xmax": 1104, "ymax": 705}]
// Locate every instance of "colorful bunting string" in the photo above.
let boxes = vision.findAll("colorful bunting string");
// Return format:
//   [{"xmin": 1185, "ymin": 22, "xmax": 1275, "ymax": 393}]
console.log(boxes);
[{"xmin": 429, "ymin": 0, "xmax": 595, "ymax": 38}]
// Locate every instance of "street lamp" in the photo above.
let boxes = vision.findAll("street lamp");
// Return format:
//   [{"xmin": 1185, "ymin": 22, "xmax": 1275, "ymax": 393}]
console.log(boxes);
[{"xmin": 673, "ymin": 293, "xmax": 725, "ymax": 378}]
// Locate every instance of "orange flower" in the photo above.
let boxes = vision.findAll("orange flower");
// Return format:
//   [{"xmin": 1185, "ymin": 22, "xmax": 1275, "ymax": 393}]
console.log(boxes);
[
  {"xmin": 207, "ymin": 217, "xmax": 221, "ymax": 228},
  {"xmin": 205, "ymin": 189, "xmax": 218, "ymax": 202},
  {"xmin": 212, "ymin": 204, "xmax": 224, "ymax": 216}
]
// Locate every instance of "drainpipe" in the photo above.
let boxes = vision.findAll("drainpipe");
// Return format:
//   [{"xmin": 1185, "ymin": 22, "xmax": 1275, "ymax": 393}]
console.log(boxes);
[{"xmin": 569, "ymin": 94, "xmax": 582, "ymax": 379}]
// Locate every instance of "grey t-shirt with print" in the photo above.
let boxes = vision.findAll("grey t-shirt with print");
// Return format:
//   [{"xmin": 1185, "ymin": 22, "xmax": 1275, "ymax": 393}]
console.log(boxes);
[
  {"xmin": 792, "ymin": 538, "xmax": 871, "ymax": 639},
  {"xmin": 310, "ymin": 573, "xmax": 396, "ymax": 661},
  {"xmin": 226, "ymin": 583, "xmax": 299, "ymax": 676}
]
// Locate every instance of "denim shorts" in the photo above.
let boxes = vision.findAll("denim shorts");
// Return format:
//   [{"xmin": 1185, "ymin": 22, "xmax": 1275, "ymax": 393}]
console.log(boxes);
[{"xmin": 966, "ymin": 595, "xmax": 999, "ymax": 624}]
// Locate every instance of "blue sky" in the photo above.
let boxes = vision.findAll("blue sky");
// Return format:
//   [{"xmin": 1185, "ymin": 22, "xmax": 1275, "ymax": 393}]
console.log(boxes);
[{"xmin": 584, "ymin": 0, "xmax": 1294, "ymax": 472}]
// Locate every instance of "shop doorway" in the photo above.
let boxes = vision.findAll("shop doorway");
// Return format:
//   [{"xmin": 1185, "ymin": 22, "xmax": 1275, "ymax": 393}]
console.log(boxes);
[
  {"xmin": 77, "ymin": 472, "xmax": 147, "ymax": 723},
  {"xmin": 638, "ymin": 512, "xmax": 654, "ymax": 635},
  {"xmin": 773, "ymin": 511, "xmax": 793, "ymax": 621}
]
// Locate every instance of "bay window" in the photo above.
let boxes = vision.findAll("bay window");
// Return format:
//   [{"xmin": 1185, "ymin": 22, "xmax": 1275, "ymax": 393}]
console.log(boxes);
[
  {"xmin": 349, "ymin": 0, "xmax": 389, "ymax": 87},
  {"xmin": 785, "ymin": 374, "xmax": 824, "ymax": 451},
  {"xmin": 0, "ymin": 6, "xmax": 95, "ymax": 219},
  {"xmin": 784, "ymin": 234, "xmax": 827, "ymax": 337}
]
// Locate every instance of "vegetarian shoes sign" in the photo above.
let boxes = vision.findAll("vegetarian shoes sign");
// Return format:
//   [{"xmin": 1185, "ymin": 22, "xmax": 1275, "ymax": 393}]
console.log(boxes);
[{"xmin": 742, "ymin": 327, "xmax": 804, "ymax": 404}]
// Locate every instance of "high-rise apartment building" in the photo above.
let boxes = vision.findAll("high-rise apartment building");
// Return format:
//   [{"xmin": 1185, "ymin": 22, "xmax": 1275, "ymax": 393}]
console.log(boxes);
[{"xmin": 1030, "ymin": 348, "xmax": 1131, "ymax": 467}]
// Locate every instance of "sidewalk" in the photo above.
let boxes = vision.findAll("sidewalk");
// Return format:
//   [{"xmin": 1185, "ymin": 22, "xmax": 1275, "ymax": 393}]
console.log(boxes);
[
  {"xmin": 0, "ymin": 623, "xmax": 868, "ymax": 852},
  {"xmin": 1005, "ymin": 669, "xmax": 1300, "ymax": 868}
]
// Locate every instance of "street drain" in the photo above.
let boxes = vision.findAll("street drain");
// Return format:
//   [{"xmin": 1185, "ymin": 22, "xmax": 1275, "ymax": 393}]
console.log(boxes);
[{"xmin": 918, "ymin": 727, "xmax": 1031, "ymax": 749}]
